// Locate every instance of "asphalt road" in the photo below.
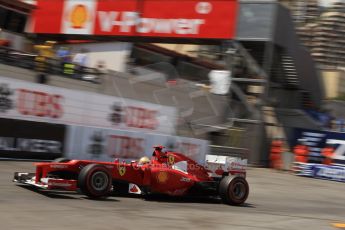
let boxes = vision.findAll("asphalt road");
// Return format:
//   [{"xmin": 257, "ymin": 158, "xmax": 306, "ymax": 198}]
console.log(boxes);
[{"xmin": 0, "ymin": 161, "xmax": 344, "ymax": 230}]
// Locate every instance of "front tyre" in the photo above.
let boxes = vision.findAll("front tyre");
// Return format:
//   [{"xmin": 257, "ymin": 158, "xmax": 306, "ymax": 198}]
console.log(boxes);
[
  {"xmin": 78, "ymin": 164, "xmax": 112, "ymax": 198},
  {"xmin": 219, "ymin": 176, "xmax": 249, "ymax": 205}
]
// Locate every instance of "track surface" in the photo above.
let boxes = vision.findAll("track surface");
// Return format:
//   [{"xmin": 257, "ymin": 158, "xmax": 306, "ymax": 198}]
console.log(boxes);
[{"xmin": 1, "ymin": 161, "xmax": 344, "ymax": 230}]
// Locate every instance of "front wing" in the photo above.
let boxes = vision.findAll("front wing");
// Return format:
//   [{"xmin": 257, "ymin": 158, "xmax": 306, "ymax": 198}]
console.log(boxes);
[
  {"xmin": 14, "ymin": 172, "xmax": 143, "ymax": 195},
  {"xmin": 13, "ymin": 172, "xmax": 78, "ymax": 191}
]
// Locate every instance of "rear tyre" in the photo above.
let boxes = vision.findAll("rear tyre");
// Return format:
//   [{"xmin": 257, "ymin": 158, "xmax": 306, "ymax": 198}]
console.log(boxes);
[
  {"xmin": 78, "ymin": 164, "xmax": 112, "ymax": 198},
  {"xmin": 53, "ymin": 158, "xmax": 70, "ymax": 163},
  {"xmin": 219, "ymin": 176, "xmax": 249, "ymax": 205}
]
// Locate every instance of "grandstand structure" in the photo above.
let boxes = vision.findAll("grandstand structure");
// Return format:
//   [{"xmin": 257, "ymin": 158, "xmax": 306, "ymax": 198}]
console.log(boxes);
[
  {"xmin": 298, "ymin": 2, "xmax": 345, "ymax": 69},
  {"xmin": 280, "ymin": 0, "xmax": 320, "ymax": 24}
]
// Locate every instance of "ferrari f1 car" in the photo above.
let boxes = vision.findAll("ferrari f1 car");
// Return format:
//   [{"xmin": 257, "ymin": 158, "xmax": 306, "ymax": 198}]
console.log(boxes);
[{"xmin": 13, "ymin": 146, "xmax": 249, "ymax": 205}]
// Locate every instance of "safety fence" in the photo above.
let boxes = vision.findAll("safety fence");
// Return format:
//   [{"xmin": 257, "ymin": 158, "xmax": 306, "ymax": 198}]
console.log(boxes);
[{"xmin": 0, "ymin": 46, "xmax": 103, "ymax": 83}]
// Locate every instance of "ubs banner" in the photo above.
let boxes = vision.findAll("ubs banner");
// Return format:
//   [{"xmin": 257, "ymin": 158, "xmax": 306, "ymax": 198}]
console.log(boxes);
[
  {"xmin": 294, "ymin": 128, "xmax": 345, "ymax": 163},
  {"xmin": 0, "ymin": 118, "xmax": 65, "ymax": 160},
  {"xmin": 65, "ymin": 125, "xmax": 209, "ymax": 164},
  {"xmin": 0, "ymin": 76, "xmax": 177, "ymax": 134}
]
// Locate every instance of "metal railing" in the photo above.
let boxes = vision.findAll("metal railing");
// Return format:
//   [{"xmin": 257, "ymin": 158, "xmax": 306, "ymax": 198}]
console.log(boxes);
[{"xmin": 0, "ymin": 46, "xmax": 104, "ymax": 83}]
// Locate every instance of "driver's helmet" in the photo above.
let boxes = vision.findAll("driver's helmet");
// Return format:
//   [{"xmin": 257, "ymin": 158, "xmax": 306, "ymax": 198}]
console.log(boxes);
[
  {"xmin": 152, "ymin": 145, "xmax": 165, "ymax": 157},
  {"xmin": 138, "ymin": 156, "xmax": 150, "ymax": 164},
  {"xmin": 153, "ymin": 145, "xmax": 164, "ymax": 151}
]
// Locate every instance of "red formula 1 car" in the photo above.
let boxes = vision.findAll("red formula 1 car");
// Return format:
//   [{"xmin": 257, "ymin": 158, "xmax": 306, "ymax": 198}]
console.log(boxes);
[{"xmin": 14, "ymin": 146, "xmax": 249, "ymax": 205}]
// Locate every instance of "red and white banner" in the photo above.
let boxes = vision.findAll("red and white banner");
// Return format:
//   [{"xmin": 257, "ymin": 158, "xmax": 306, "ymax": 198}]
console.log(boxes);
[
  {"xmin": 0, "ymin": 76, "xmax": 177, "ymax": 134},
  {"xmin": 27, "ymin": 0, "xmax": 238, "ymax": 39},
  {"xmin": 65, "ymin": 125, "xmax": 209, "ymax": 164}
]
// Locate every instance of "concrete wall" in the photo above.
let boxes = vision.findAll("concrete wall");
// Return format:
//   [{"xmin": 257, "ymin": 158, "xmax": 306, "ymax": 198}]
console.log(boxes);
[
  {"xmin": 274, "ymin": 4, "xmax": 324, "ymax": 107},
  {"xmin": 321, "ymin": 70, "xmax": 345, "ymax": 99}
]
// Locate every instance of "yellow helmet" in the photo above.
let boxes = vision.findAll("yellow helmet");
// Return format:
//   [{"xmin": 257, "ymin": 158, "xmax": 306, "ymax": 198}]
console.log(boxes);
[{"xmin": 138, "ymin": 156, "xmax": 150, "ymax": 164}]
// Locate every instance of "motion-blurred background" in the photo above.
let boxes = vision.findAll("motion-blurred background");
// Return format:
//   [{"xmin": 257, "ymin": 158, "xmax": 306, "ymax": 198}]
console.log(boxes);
[{"xmin": 0, "ymin": 0, "xmax": 345, "ymax": 172}]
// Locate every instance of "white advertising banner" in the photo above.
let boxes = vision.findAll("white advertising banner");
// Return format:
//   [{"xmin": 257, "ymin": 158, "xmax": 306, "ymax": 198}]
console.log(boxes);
[
  {"xmin": 0, "ymin": 76, "xmax": 177, "ymax": 134},
  {"xmin": 65, "ymin": 125, "xmax": 209, "ymax": 164}
]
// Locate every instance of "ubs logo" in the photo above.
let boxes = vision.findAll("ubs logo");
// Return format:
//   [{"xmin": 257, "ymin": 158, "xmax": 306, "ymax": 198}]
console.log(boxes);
[
  {"xmin": 88, "ymin": 131, "xmax": 105, "ymax": 157},
  {"xmin": 0, "ymin": 83, "xmax": 13, "ymax": 112},
  {"xmin": 109, "ymin": 103, "xmax": 124, "ymax": 125},
  {"xmin": 69, "ymin": 4, "xmax": 89, "ymax": 29}
]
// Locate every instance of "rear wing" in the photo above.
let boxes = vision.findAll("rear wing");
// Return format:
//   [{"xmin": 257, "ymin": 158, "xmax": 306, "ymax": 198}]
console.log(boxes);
[
  {"xmin": 208, "ymin": 145, "xmax": 249, "ymax": 159},
  {"xmin": 205, "ymin": 154, "xmax": 247, "ymax": 178}
]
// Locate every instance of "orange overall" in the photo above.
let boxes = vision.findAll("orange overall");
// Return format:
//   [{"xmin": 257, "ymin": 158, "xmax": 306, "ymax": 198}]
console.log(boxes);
[
  {"xmin": 294, "ymin": 145, "xmax": 309, "ymax": 163},
  {"xmin": 321, "ymin": 147, "xmax": 334, "ymax": 165},
  {"xmin": 269, "ymin": 140, "xmax": 283, "ymax": 169}
]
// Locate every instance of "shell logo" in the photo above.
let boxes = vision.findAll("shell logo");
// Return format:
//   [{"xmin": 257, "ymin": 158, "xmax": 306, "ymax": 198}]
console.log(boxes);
[
  {"xmin": 69, "ymin": 4, "xmax": 89, "ymax": 29},
  {"xmin": 156, "ymin": 171, "xmax": 168, "ymax": 183}
]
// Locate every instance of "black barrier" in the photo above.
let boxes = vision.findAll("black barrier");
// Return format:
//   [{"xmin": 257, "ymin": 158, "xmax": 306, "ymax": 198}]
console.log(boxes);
[{"xmin": 0, "ymin": 118, "xmax": 65, "ymax": 160}]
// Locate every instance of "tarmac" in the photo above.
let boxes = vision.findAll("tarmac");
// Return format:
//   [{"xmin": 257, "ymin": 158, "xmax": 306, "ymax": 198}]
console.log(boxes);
[{"xmin": 0, "ymin": 161, "xmax": 344, "ymax": 230}]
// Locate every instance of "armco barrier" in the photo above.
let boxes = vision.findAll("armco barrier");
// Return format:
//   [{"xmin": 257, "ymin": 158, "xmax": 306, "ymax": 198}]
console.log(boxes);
[
  {"xmin": 0, "ymin": 46, "xmax": 104, "ymax": 83},
  {"xmin": 65, "ymin": 125, "xmax": 209, "ymax": 164},
  {"xmin": 0, "ymin": 118, "xmax": 208, "ymax": 162},
  {"xmin": 0, "ymin": 118, "xmax": 65, "ymax": 160}
]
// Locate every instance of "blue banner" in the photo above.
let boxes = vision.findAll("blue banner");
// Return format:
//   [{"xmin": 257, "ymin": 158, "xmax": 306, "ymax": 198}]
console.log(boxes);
[
  {"xmin": 293, "ymin": 128, "xmax": 345, "ymax": 164},
  {"xmin": 297, "ymin": 164, "xmax": 345, "ymax": 183}
]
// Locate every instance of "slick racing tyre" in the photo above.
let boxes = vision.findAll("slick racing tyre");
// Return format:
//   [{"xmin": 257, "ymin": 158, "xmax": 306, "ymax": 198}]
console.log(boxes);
[
  {"xmin": 78, "ymin": 164, "xmax": 112, "ymax": 198},
  {"xmin": 53, "ymin": 158, "xmax": 71, "ymax": 163},
  {"xmin": 219, "ymin": 175, "xmax": 249, "ymax": 206}
]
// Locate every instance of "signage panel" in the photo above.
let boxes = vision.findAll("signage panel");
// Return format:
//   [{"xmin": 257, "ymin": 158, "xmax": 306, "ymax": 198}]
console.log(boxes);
[{"xmin": 28, "ymin": 0, "xmax": 238, "ymax": 39}]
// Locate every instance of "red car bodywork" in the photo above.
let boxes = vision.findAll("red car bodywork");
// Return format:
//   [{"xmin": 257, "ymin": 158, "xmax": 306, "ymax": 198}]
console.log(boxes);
[
  {"xmin": 14, "ymin": 148, "xmax": 249, "ymax": 205},
  {"xmin": 33, "ymin": 152, "xmax": 217, "ymax": 196}
]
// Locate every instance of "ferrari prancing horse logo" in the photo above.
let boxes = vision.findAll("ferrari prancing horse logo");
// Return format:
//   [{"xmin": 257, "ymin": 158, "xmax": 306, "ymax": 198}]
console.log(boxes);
[{"xmin": 118, "ymin": 165, "xmax": 126, "ymax": 176}]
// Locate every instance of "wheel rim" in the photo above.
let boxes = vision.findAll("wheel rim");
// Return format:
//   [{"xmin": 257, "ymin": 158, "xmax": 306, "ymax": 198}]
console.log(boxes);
[
  {"xmin": 91, "ymin": 171, "xmax": 109, "ymax": 191},
  {"xmin": 231, "ymin": 181, "xmax": 246, "ymax": 201}
]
